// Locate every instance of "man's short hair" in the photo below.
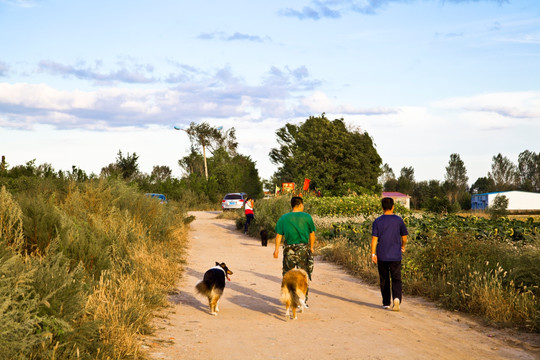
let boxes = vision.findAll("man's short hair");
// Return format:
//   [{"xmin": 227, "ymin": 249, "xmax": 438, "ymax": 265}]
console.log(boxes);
[
  {"xmin": 291, "ymin": 196, "xmax": 304, "ymax": 209},
  {"xmin": 381, "ymin": 197, "xmax": 394, "ymax": 211}
]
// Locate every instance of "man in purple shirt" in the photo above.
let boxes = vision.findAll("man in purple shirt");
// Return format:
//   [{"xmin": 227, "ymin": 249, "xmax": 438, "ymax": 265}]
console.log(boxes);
[{"xmin": 371, "ymin": 197, "xmax": 408, "ymax": 311}]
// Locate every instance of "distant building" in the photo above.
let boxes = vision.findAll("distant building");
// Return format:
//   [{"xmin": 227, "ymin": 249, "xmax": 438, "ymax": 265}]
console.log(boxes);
[
  {"xmin": 471, "ymin": 190, "xmax": 540, "ymax": 212},
  {"xmin": 382, "ymin": 192, "xmax": 411, "ymax": 209}
]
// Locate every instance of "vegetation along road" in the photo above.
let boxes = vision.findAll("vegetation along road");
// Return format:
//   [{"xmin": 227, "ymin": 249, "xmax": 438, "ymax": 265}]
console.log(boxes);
[{"xmin": 145, "ymin": 211, "xmax": 539, "ymax": 360}]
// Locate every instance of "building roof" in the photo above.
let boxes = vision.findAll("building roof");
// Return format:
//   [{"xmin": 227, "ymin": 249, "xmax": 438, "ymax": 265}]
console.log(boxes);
[
  {"xmin": 382, "ymin": 192, "xmax": 410, "ymax": 198},
  {"xmin": 473, "ymin": 190, "xmax": 540, "ymax": 196}
]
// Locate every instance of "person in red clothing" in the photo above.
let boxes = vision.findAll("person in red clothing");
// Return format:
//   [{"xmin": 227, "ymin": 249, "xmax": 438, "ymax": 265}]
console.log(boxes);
[{"xmin": 244, "ymin": 197, "xmax": 254, "ymax": 234}]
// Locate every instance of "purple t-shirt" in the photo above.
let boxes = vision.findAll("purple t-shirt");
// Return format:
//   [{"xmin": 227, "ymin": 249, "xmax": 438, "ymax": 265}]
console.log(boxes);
[{"xmin": 372, "ymin": 214, "xmax": 408, "ymax": 261}]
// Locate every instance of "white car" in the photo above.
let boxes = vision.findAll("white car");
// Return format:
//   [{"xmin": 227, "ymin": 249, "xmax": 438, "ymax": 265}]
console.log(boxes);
[{"xmin": 221, "ymin": 193, "xmax": 247, "ymax": 210}]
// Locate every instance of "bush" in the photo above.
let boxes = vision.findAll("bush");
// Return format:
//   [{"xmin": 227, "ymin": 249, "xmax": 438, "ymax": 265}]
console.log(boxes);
[
  {"xmin": 236, "ymin": 196, "xmax": 292, "ymax": 238},
  {"xmin": 489, "ymin": 194, "xmax": 509, "ymax": 219}
]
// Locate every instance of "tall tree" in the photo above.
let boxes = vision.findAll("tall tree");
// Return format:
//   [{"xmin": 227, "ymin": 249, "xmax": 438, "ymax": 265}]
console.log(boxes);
[
  {"xmin": 269, "ymin": 114, "xmax": 382, "ymax": 195},
  {"xmin": 115, "ymin": 150, "xmax": 139, "ymax": 180},
  {"xmin": 379, "ymin": 163, "xmax": 395, "ymax": 186},
  {"xmin": 413, "ymin": 180, "xmax": 448, "ymax": 212},
  {"xmin": 444, "ymin": 153, "xmax": 469, "ymax": 203},
  {"xmin": 100, "ymin": 150, "xmax": 139, "ymax": 180},
  {"xmin": 488, "ymin": 153, "xmax": 517, "ymax": 191},
  {"xmin": 517, "ymin": 150, "xmax": 540, "ymax": 192},
  {"xmin": 396, "ymin": 166, "xmax": 415, "ymax": 195},
  {"xmin": 184, "ymin": 122, "xmax": 238, "ymax": 180}
]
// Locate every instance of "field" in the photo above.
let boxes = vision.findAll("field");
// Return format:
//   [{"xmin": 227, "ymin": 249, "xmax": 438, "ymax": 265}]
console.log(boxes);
[{"xmin": 238, "ymin": 195, "xmax": 540, "ymax": 332}]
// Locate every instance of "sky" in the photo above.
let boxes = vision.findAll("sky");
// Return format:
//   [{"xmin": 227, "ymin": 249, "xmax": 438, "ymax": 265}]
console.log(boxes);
[{"xmin": 1, "ymin": 0, "xmax": 539, "ymax": 187}]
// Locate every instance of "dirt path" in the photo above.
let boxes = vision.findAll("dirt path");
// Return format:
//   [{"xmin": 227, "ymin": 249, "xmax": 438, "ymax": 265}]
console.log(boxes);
[{"xmin": 146, "ymin": 211, "xmax": 540, "ymax": 360}]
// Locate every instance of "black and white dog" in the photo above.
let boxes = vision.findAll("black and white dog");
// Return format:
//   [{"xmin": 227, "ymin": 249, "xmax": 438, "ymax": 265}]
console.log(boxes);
[{"xmin": 195, "ymin": 262, "xmax": 233, "ymax": 315}]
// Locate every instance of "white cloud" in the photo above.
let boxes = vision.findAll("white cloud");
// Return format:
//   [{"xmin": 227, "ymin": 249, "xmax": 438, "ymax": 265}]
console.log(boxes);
[
  {"xmin": 432, "ymin": 91, "xmax": 540, "ymax": 131},
  {"xmin": 299, "ymin": 91, "xmax": 399, "ymax": 116}
]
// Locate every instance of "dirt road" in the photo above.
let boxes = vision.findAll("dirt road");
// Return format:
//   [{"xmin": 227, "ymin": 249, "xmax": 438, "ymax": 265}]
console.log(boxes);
[{"xmin": 146, "ymin": 211, "xmax": 539, "ymax": 360}]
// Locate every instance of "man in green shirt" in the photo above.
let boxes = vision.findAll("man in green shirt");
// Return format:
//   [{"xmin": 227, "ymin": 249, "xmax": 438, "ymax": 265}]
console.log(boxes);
[{"xmin": 273, "ymin": 196, "xmax": 316, "ymax": 303}]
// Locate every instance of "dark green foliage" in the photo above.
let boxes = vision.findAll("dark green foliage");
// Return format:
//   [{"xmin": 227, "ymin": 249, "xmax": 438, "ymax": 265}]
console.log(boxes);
[
  {"xmin": 269, "ymin": 114, "xmax": 382, "ymax": 195},
  {"xmin": 489, "ymin": 194, "xmax": 509, "ymax": 219},
  {"xmin": 396, "ymin": 166, "xmax": 415, "ymax": 196},
  {"xmin": 517, "ymin": 150, "xmax": 540, "ymax": 192},
  {"xmin": 236, "ymin": 196, "xmax": 292, "ymax": 238},
  {"xmin": 470, "ymin": 176, "xmax": 496, "ymax": 194}
]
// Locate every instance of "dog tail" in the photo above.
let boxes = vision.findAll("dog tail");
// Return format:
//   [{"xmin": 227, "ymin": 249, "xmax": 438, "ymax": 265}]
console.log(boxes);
[
  {"xmin": 280, "ymin": 282, "xmax": 301, "ymax": 308},
  {"xmin": 195, "ymin": 280, "xmax": 209, "ymax": 296}
]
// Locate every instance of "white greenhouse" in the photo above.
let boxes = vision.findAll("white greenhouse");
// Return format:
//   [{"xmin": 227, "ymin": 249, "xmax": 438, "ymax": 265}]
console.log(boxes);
[{"xmin": 471, "ymin": 190, "xmax": 540, "ymax": 212}]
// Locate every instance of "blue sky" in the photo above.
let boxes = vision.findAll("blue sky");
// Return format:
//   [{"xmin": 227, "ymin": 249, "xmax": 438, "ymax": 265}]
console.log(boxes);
[{"xmin": 1, "ymin": 0, "xmax": 539, "ymax": 186}]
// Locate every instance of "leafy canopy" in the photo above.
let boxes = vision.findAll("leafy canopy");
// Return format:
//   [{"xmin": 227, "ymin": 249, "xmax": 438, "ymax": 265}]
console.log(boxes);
[{"xmin": 269, "ymin": 114, "xmax": 382, "ymax": 195}]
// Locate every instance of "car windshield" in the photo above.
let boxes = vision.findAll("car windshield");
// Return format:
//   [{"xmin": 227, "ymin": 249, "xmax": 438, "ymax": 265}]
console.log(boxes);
[{"xmin": 224, "ymin": 194, "xmax": 242, "ymax": 200}]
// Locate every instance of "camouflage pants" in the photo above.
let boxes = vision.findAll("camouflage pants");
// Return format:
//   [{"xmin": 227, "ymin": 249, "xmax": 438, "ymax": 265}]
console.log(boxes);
[
  {"xmin": 283, "ymin": 243, "xmax": 314, "ymax": 278},
  {"xmin": 283, "ymin": 243, "xmax": 314, "ymax": 301}
]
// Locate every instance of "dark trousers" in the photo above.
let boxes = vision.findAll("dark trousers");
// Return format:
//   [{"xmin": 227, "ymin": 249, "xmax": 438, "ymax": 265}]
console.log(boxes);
[
  {"xmin": 244, "ymin": 213, "xmax": 254, "ymax": 233},
  {"xmin": 377, "ymin": 261, "xmax": 402, "ymax": 306}
]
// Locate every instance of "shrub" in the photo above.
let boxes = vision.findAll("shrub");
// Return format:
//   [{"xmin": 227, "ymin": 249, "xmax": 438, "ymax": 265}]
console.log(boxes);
[{"xmin": 489, "ymin": 194, "xmax": 509, "ymax": 219}]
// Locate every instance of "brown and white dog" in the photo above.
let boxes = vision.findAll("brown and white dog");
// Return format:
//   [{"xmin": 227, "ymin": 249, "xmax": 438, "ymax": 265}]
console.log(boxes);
[
  {"xmin": 195, "ymin": 262, "xmax": 233, "ymax": 315},
  {"xmin": 280, "ymin": 268, "xmax": 309, "ymax": 320}
]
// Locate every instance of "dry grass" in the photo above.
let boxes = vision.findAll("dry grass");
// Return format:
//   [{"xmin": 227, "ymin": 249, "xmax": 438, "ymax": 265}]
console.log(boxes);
[{"xmin": 0, "ymin": 181, "xmax": 190, "ymax": 359}]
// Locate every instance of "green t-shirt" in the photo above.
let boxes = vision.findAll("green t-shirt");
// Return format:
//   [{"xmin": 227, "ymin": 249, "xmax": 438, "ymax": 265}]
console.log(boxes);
[{"xmin": 275, "ymin": 211, "xmax": 316, "ymax": 245}]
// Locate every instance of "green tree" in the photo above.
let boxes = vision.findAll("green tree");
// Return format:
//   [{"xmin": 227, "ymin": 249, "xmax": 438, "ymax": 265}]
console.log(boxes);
[
  {"xmin": 208, "ymin": 148, "xmax": 263, "ymax": 198},
  {"xmin": 470, "ymin": 176, "xmax": 495, "ymax": 194},
  {"xmin": 517, "ymin": 150, "xmax": 540, "ymax": 192},
  {"xmin": 489, "ymin": 194, "xmax": 509, "ymax": 219},
  {"xmin": 379, "ymin": 163, "xmax": 395, "ymax": 187},
  {"xmin": 150, "ymin": 165, "xmax": 172, "ymax": 184},
  {"xmin": 269, "ymin": 114, "xmax": 382, "ymax": 195},
  {"xmin": 412, "ymin": 180, "xmax": 446, "ymax": 211},
  {"xmin": 179, "ymin": 130, "xmax": 263, "ymax": 201},
  {"xmin": 184, "ymin": 122, "xmax": 238, "ymax": 180},
  {"xmin": 488, "ymin": 153, "xmax": 517, "ymax": 191},
  {"xmin": 444, "ymin": 153, "xmax": 468, "ymax": 204},
  {"xmin": 0, "ymin": 155, "xmax": 7, "ymax": 174},
  {"xmin": 101, "ymin": 150, "xmax": 139, "ymax": 180},
  {"xmin": 396, "ymin": 166, "xmax": 415, "ymax": 196}
]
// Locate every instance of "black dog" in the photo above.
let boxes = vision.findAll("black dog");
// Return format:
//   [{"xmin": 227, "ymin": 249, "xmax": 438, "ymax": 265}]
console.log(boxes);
[
  {"xmin": 195, "ymin": 262, "xmax": 233, "ymax": 315},
  {"xmin": 260, "ymin": 229, "xmax": 268, "ymax": 247}
]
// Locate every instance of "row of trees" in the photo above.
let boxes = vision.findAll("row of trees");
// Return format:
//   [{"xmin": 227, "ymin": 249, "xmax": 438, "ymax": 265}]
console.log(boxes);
[
  {"xmin": 380, "ymin": 150, "xmax": 540, "ymax": 212},
  {"xmin": 1, "ymin": 122, "xmax": 264, "ymax": 205},
  {"xmin": 2, "ymin": 113, "xmax": 536, "ymax": 212},
  {"xmin": 265, "ymin": 113, "xmax": 538, "ymax": 213}
]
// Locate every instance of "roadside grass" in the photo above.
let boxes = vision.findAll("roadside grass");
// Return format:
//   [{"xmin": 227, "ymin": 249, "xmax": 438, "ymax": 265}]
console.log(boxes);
[{"xmin": 0, "ymin": 180, "xmax": 189, "ymax": 359}]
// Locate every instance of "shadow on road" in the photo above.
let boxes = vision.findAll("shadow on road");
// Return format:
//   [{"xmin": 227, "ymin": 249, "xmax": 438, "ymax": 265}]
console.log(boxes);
[
  {"xmin": 181, "ymin": 267, "xmax": 284, "ymax": 318},
  {"xmin": 248, "ymin": 270, "xmax": 381, "ymax": 310}
]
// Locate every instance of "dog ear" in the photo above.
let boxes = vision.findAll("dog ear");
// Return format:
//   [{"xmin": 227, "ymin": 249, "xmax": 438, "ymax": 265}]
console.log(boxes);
[{"xmin": 215, "ymin": 261, "xmax": 220, "ymax": 266}]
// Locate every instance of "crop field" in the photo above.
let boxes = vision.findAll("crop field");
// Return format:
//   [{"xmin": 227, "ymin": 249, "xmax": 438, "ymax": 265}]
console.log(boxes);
[{"xmin": 239, "ymin": 195, "xmax": 540, "ymax": 332}]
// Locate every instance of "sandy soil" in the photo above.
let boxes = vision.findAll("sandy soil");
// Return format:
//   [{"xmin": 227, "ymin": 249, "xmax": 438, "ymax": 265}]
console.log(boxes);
[{"xmin": 145, "ymin": 211, "xmax": 540, "ymax": 360}]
